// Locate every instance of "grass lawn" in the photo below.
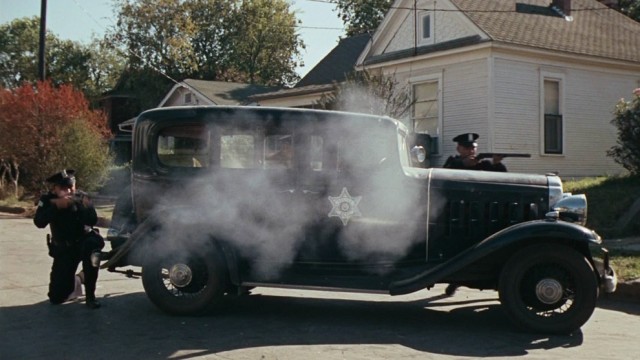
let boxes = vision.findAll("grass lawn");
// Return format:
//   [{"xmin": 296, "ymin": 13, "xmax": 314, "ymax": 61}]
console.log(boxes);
[{"xmin": 563, "ymin": 175, "xmax": 640, "ymax": 238}]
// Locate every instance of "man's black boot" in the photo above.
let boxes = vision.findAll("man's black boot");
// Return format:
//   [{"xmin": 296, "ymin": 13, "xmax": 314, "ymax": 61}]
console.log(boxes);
[{"xmin": 86, "ymin": 296, "xmax": 101, "ymax": 309}]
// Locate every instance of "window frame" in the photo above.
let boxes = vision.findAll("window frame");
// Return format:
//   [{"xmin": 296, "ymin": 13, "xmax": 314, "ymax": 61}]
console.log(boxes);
[
  {"xmin": 417, "ymin": 11, "xmax": 434, "ymax": 46},
  {"xmin": 410, "ymin": 74, "xmax": 442, "ymax": 155},
  {"xmin": 540, "ymin": 73, "xmax": 565, "ymax": 156}
]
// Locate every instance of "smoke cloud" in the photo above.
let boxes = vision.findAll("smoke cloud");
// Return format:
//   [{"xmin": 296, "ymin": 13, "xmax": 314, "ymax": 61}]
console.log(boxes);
[{"xmin": 131, "ymin": 98, "xmax": 426, "ymax": 281}]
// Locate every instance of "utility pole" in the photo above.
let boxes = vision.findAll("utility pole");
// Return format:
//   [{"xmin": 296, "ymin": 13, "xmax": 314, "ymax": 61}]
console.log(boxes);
[{"xmin": 38, "ymin": 0, "xmax": 47, "ymax": 81}]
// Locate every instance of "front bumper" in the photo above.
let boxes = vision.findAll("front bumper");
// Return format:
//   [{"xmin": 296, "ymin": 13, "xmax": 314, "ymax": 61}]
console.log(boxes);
[{"xmin": 599, "ymin": 248, "xmax": 618, "ymax": 294}]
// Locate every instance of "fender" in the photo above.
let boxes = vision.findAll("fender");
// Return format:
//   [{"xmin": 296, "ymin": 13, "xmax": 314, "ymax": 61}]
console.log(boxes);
[
  {"xmin": 101, "ymin": 215, "xmax": 157, "ymax": 269},
  {"xmin": 389, "ymin": 219, "xmax": 602, "ymax": 295},
  {"xmin": 101, "ymin": 207, "xmax": 240, "ymax": 281}
]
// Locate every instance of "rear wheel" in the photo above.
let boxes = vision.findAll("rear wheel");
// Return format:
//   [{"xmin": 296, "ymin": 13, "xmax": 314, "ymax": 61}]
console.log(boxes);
[
  {"xmin": 142, "ymin": 248, "xmax": 228, "ymax": 315},
  {"xmin": 499, "ymin": 244, "xmax": 598, "ymax": 334}
]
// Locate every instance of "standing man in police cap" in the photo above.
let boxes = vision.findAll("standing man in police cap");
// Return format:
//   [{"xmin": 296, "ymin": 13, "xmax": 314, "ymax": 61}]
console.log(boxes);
[
  {"xmin": 34, "ymin": 169, "xmax": 105, "ymax": 308},
  {"xmin": 443, "ymin": 133, "xmax": 507, "ymax": 172},
  {"xmin": 442, "ymin": 134, "xmax": 506, "ymax": 296}
]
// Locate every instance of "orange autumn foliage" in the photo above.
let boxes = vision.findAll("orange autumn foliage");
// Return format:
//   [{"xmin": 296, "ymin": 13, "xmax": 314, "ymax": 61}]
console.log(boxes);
[{"xmin": 0, "ymin": 81, "xmax": 110, "ymax": 192}]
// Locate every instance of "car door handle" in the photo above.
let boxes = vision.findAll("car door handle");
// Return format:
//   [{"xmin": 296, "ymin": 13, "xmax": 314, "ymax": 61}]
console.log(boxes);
[
  {"xmin": 278, "ymin": 189, "xmax": 295, "ymax": 194},
  {"xmin": 301, "ymin": 189, "xmax": 320, "ymax": 194}
]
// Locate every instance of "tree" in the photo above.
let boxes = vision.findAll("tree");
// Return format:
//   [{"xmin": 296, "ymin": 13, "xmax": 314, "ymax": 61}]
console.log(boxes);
[
  {"xmin": 315, "ymin": 69, "xmax": 414, "ymax": 121},
  {"xmin": 84, "ymin": 38, "xmax": 127, "ymax": 103},
  {"xmin": 110, "ymin": 0, "xmax": 199, "ymax": 78},
  {"xmin": 0, "ymin": 81, "xmax": 112, "ymax": 196},
  {"xmin": 330, "ymin": 0, "xmax": 393, "ymax": 36},
  {"xmin": 216, "ymin": 0, "xmax": 303, "ymax": 86},
  {"xmin": 617, "ymin": 0, "xmax": 640, "ymax": 22},
  {"xmin": 108, "ymin": 0, "xmax": 303, "ymax": 108},
  {"xmin": 607, "ymin": 88, "xmax": 640, "ymax": 175},
  {"xmin": 0, "ymin": 17, "xmax": 125, "ymax": 102}
]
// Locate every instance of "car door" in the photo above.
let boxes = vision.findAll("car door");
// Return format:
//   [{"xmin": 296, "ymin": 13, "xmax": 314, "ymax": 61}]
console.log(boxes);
[{"xmin": 295, "ymin": 115, "xmax": 426, "ymax": 272}]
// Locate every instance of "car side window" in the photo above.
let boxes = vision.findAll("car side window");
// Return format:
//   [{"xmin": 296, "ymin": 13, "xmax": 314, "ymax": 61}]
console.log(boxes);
[
  {"xmin": 157, "ymin": 125, "xmax": 210, "ymax": 168},
  {"xmin": 220, "ymin": 135, "xmax": 257, "ymax": 169},
  {"xmin": 264, "ymin": 134, "xmax": 293, "ymax": 169}
]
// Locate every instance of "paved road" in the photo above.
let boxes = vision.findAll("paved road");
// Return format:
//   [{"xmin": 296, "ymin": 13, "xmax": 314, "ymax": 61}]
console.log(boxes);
[{"xmin": 1, "ymin": 214, "xmax": 639, "ymax": 360}]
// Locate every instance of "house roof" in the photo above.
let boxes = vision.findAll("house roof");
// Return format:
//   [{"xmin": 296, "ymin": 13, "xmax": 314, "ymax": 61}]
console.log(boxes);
[
  {"xmin": 248, "ymin": 84, "xmax": 334, "ymax": 101},
  {"xmin": 251, "ymin": 34, "xmax": 371, "ymax": 100},
  {"xmin": 295, "ymin": 33, "xmax": 371, "ymax": 87},
  {"xmin": 179, "ymin": 79, "xmax": 278, "ymax": 105},
  {"xmin": 449, "ymin": 0, "xmax": 640, "ymax": 63}
]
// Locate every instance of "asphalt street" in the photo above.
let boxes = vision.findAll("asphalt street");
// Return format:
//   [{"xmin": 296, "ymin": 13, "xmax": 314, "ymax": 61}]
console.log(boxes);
[{"xmin": 1, "ymin": 214, "xmax": 639, "ymax": 360}]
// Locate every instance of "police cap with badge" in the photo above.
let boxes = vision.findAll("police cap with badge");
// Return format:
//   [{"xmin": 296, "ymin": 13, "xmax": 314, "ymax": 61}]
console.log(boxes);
[
  {"xmin": 452, "ymin": 133, "xmax": 479, "ymax": 148},
  {"xmin": 46, "ymin": 169, "xmax": 76, "ymax": 187}
]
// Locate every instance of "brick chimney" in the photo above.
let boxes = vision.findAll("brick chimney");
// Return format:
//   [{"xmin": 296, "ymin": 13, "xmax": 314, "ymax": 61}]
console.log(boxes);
[{"xmin": 551, "ymin": 0, "xmax": 571, "ymax": 16}]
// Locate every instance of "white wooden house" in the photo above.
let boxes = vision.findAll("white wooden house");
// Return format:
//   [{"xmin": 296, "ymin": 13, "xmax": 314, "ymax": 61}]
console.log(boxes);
[
  {"xmin": 255, "ymin": 0, "xmax": 640, "ymax": 177},
  {"xmin": 357, "ymin": 0, "xmax": 640, "ymax": 176}
]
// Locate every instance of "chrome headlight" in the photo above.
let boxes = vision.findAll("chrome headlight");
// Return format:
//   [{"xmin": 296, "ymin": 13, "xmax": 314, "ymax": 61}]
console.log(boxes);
[
  {"xmin": 546, "ymin": 175, "xmax": 588, "ymax": 226},
  {"xmin": 550, "ymin": 193, "xmax": 588, "ymax": 226}
]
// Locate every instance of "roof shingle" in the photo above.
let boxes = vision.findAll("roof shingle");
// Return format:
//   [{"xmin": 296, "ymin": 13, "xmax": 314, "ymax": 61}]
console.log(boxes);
[{"xmin": 451, "ymin": 0, "xmax": 640, "ymax": 62}]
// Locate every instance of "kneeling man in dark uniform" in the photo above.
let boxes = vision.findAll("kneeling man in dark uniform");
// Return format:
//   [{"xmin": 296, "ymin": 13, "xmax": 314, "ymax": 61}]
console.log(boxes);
[{"xmin": 34, "ymin": 170, "xmax": 105, "ymax": 308}]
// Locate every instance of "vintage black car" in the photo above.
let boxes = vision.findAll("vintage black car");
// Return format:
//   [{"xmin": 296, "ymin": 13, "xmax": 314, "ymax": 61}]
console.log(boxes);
[{"xmin": 104, "ymin": 106, "xmax": 616, "ymax": 334}]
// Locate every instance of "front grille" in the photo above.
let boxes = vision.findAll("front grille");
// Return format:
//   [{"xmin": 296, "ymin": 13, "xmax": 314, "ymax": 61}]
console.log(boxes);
[{"xmin": 428, "ymin": 193, "xmax": 547, "ymax": 260}]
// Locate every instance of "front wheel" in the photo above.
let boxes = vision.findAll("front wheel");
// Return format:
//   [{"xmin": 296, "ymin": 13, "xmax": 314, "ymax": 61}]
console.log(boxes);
[
  {"xmin": 499, "ymin": 244, "xmax": 598, "ymax": 334},
  {"xmin": 142, "ymin": 249, "xmax": 228, "ymax": 315}
]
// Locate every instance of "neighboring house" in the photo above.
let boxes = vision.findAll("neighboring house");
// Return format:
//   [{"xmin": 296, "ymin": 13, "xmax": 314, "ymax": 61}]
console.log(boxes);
[
  {"xmin": 113, "ymin": 79, "xmax": 275, "ymax": 164},
  {"xmin": 251, "ymin": 34, "xmax": 371, "ymax": 108},
  {"xmin": 118, "ymin": 78, "xmax": 276, "ymax": 132},
  {"xmin": 357, "ymin": 0, "xmax": 640, "ymax": 177},
  {"xmin": 158, "ymin": 78, "xmax": 277, "ymax": 107},
  {"xmin": 255, "ymin": 0, "xmax": 640, "ymax": 177}
]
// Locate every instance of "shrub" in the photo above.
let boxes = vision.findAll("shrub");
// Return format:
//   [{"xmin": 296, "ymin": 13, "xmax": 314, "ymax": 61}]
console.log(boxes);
[
  {"xmin": 53, "ymin": 119, "xmax": 113, "ymax": 192},
  {"xmin": 607, "ymin": 88, "xmax": 640, "ymax": 175}
]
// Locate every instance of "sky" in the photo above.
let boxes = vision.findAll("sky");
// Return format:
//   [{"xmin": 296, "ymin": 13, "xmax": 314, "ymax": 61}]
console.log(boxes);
[{"xmin": 0, "ymin": 0, "xmax": 346, "ymax": 78}]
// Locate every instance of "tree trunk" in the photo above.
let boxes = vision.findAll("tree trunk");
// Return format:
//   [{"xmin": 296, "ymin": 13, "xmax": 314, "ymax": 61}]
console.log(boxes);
[{"xmin": 3, "ymin": 158, "xmax": 21, "ymax": 198}]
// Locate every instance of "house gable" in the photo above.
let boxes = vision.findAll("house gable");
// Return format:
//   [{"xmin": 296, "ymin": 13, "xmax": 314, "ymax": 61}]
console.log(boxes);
[
  {"xmin": 158, "ymin": 79, "xmax": 277, "ymax": 107},
  {"xmin": 361, "ymin": 0, "xmax": 488, "ymax": 63}
]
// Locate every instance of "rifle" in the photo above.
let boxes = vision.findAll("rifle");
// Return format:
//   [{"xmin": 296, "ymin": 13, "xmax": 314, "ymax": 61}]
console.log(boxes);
[{"xmin": 476, "ymin": 153, "xmax": 531, "ymax": 160}]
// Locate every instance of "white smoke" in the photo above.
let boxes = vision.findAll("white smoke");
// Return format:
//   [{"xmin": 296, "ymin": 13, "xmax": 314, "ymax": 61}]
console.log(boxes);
[{"xmin": 134, "ymin": 102, "xmax": 426, "ymax": 280}]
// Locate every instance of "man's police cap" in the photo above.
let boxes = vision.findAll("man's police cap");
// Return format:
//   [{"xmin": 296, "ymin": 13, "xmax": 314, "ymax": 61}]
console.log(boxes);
[
  {"xmin": 453, "ymin": 133, "xmax": 479, "ymax": 147},
  {"xmin": 46, "ymin": 169, "xmax": 76, "ymax": 187}
]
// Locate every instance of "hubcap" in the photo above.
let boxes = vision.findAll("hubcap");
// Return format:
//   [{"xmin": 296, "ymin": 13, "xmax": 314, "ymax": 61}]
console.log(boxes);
[
  {"xmin": 169, "ymin": 263, "xmax": 193, "ymax": 288},
  {"xmin": 535, "ymin": 278, "xmax": 563, "ymax": 304}
]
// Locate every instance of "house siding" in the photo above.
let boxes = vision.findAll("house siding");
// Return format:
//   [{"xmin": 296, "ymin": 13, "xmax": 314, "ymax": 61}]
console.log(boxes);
[
  {"xmin": 391, "ymin": 57, "xmax": 489, "ymax": 166},
  {"xmin": 439, "ymin": 59, "xmax": 489, "ymax": 165},
  {"xmin": 492, "ymin": 56, "xmax": 631, "ymax": 177}
]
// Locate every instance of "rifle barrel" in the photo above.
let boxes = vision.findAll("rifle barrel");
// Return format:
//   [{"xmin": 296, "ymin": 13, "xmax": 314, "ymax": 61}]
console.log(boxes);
[{"xmin": 476, "ymin": 153, "xmax": 531, "ymax": 160}]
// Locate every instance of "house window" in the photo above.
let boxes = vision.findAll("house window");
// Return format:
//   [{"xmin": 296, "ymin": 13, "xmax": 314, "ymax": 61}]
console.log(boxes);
[
  {"xmin": 413, "ymin": 81, "xmax": 439, "ymax": 154},
  {"xmin": 418, "ymin": 12, "xmax": 434, "ymax": 45},
  {"xmin": 422, "ymin": 15, "xmax": 431, "ymax": 39},
  {"xmin": 543, "ymin": 79, "xmax": 562, "ymax": 154},
  {"xmin": 184, "ymin": 93, "xmax": 192, "ymax": 104}
]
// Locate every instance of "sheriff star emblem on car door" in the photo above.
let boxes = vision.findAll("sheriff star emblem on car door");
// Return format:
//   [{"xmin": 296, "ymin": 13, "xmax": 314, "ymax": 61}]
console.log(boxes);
[{"xmin": 328, "ymin": 187, "xmax": 362, "ymax": 226}]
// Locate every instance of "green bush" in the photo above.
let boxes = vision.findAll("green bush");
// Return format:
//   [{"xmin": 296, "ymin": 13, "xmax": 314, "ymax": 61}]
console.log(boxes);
[
  {"xmin": 607, "ymin": 88, "xmax": 640, "ymax": 175},
  {"xmin": 53, "ymin": 119, "xmax": 114, "ymax": 192}
]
